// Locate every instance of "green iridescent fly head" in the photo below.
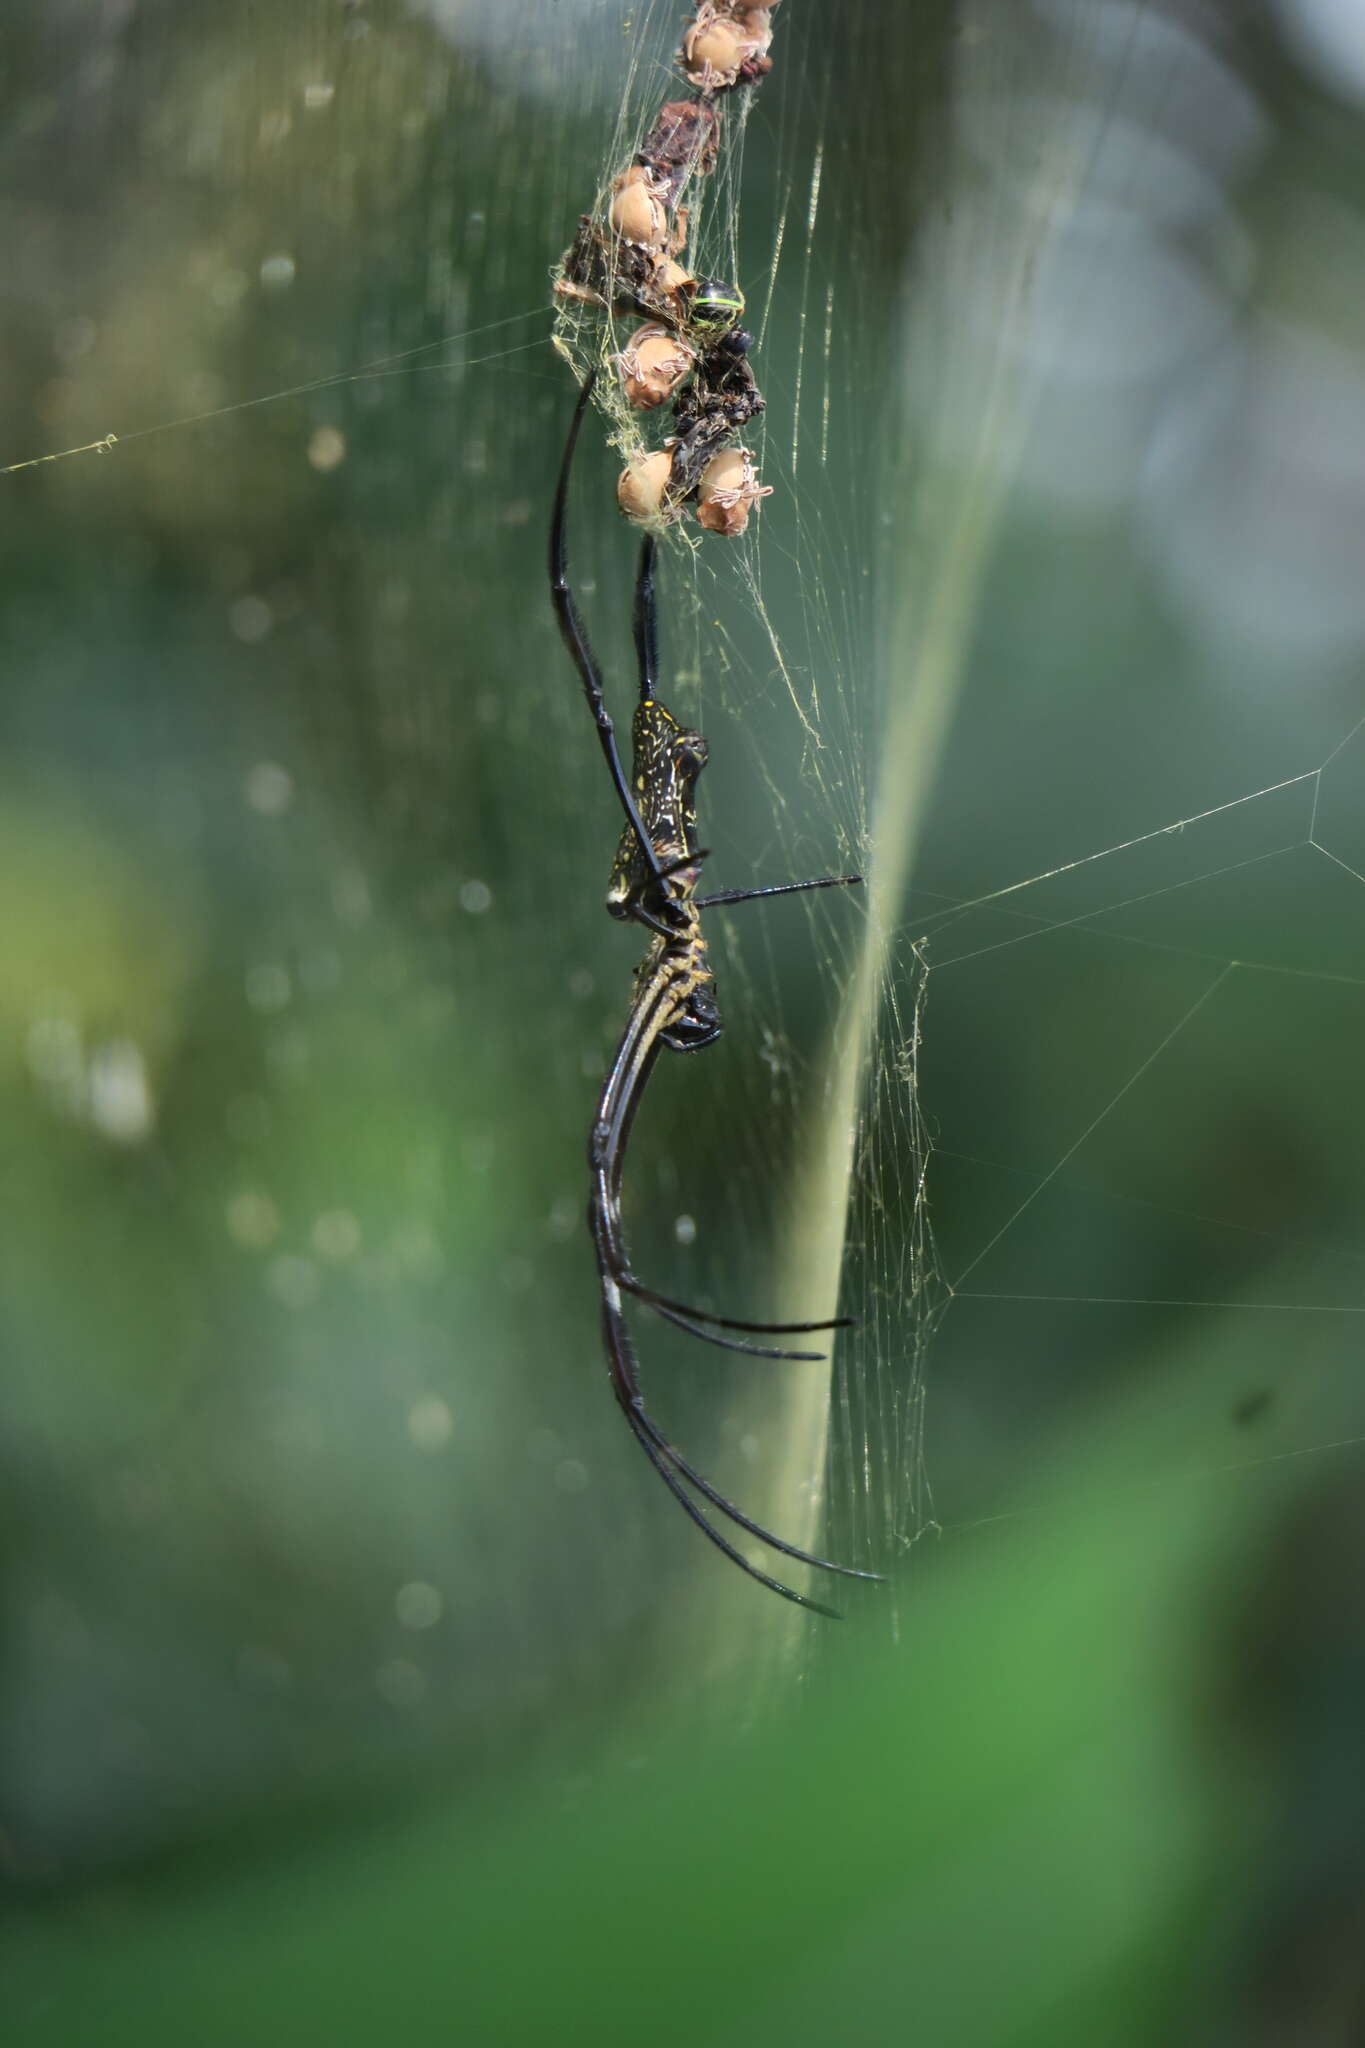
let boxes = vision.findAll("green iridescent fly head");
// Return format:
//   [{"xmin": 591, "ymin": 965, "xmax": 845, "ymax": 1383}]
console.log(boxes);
[{"xmin": 681, "ymin": 276, "xmax": 746, "ymax": 335}]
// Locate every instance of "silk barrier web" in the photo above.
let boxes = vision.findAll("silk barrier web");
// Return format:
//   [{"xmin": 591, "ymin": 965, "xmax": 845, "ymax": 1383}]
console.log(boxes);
[{"xmin": 3, "ymin": 0, "xmax": 1365, "ymax": 1875}]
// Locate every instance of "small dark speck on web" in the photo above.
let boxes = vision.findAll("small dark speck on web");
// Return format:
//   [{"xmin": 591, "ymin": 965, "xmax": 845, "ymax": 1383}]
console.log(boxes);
[{"xmin": 1232, "ymin": 1388, "xmax": 1275, "ymax": 1428}]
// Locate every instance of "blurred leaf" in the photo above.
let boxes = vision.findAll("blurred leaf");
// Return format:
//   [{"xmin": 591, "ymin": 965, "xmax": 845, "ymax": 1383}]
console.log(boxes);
[{"xmin": 6, "ymin": 1349, "xmax": 1290, "ymax": 2047}]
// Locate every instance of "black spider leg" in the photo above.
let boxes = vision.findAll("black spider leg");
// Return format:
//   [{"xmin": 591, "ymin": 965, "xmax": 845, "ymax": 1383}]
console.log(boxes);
[
  {"xmin": 697, "ymin": 875, "xmax": 862, "ymax": 909},
  {"xmin": 550, "ymin": 371, "xmax": 669, "ymax": 910},
  {"xmin": 620, "ymin": 1273, "xmax": 852, "ymax": 1340},
  {"xmin": 600, "ymin": 1232, "xmax": 850, "ymax": 1616},
  {"xmin": 598, "ymin": 1167, "xmax": 836, "ymax": 1360},
  {"xmin": 629, "ymin": 514, "xmax": 860, "ymax": 918},
  {"xmin": 598, "ymin": 912, "xmax": 852, "ymax": 1358},
  {"xmin": 633, "ymin": 532, "xmax": 660, "ymax": 703},
  {"xmin": 659, "ymin": 848, "xmax": 710, "ymax": 882},
  {"xmin": 590, "ymin": 971, "xmax": 883, "ymax": 1609},
  {"xmin": 623, "ymin": 1405, "xmax": 840, "ymax": 1620},
  {"xmin": 630, "ymin": 536, "xmax": 716, "ymax": 920},
  {"xmin": 597, "ymin": 1010, "xmax": 839, "ymax": 1363},
  {"xmin": 646, "ymin": 1297, "xmax": 825, "ymax": 1362}
]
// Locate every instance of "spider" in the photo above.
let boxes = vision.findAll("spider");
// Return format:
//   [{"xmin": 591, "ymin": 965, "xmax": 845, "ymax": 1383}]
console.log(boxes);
[{"xmin": 549, "ymin": 372, "xmax": 883, "ymax": 1615}]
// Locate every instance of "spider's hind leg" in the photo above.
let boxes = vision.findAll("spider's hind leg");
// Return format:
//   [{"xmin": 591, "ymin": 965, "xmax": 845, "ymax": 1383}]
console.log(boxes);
[
  {"xmin": 599, "ymin": 1247, "xmax": 862, "ymax": 1613},
  {"xmin": 625, "ymin": 1410, "xmax": 844, "ymax": 1620},
  {"xmin": 648, "ymin": 1297, "xmax": 827, "ymax": 1361},
  {"xmin": 620, "ymin": 1272, "xmax": 854, "ymax": 1341},
  {"xmin": 628, "ymin": 1397, "xmax": 884, "ymax": 1591}
]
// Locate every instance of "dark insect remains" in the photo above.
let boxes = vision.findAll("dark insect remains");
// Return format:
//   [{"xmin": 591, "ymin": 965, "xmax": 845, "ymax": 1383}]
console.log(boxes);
[{"xmin": 549, "ymin": 373, "xmax": 883, "ymax": 1615}]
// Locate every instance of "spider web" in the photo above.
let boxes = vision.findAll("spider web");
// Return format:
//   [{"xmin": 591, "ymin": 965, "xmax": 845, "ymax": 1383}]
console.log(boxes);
[
  {"xmin": 3, "ymin": 0, "xmax": 1365, "ymax": 1887},
  {"xmin": 514, "ymin": 0, "xmax": 1365, "ymax": 1648}
]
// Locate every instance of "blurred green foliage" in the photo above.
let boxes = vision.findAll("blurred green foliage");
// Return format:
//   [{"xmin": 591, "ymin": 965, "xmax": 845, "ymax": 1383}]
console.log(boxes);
[{"xmin": 3, "ymin": 1369, "xmax": 1299, "ymax": 2045}]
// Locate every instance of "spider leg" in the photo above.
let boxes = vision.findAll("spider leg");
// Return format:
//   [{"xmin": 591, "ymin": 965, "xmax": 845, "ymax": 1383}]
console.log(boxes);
[
  {"xmin": 633, "ymin": 526, "xmax": 859, "ymax": 919},
  {"xmin": 633, "ymin": 533, "xmax": 660, "ymax": 702},
  {"xmin": 550, "ymin": 371, "xmax": 666, "ymax": 892},
  {"xmin": 598, "ymin": 1082, "xmax": 853, "ymax": 1355},
  {"xmin": 658, "ymin": 846, "xmax": 710, "ymax": 882},
  {"xmin": 646, "ymin": 1297, "xmax": 827, "ymax": 1361},
  {"xmin": 634, "ymin": 899, "xmax": 683, "ymax": 942},
  {"xmin": 621, "ymin": 1272, "xmax": 854, "ymax": 1337},
  {"xmin": 629, "ymin": 849, "xmax": 707, "ymax": 941},
  {"xmin": 626, "ymin": 538, "xmax": 714, "ymax": 936},
  {"xmin": 624, "ymin": 1408, "xmax": 842, "ymax": 1618},
  {"xmin": 628, "ymin": 1393, "xmax": 885, "ymax": 1586},
  {"xmin": 696, "ymin": 874, "xmax": 862, "ymax": 910},
  {"xmin": 599, "ymin": 1224, "xmax": 881, "ymax": 1591}
]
